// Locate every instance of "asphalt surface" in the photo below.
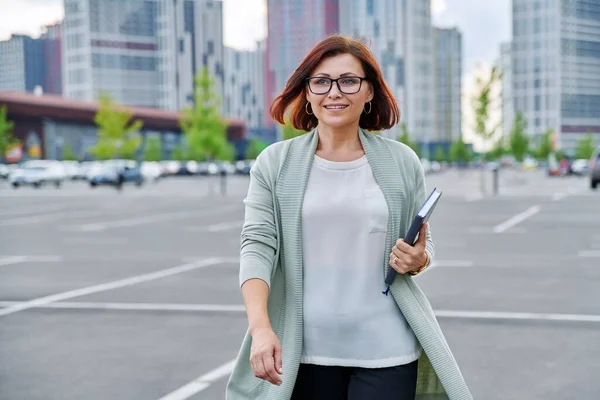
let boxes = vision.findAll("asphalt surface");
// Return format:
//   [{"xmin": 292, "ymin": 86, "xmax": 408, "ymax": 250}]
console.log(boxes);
[{"xmin": 1, "ymin": 170, "xmax": 599, "ymax": 400}]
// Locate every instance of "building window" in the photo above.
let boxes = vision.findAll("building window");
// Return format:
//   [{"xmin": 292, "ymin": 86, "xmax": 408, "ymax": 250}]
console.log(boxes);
[{"xmin": 366, "ymin": 0, "xmax": 374, "ymax": 16}]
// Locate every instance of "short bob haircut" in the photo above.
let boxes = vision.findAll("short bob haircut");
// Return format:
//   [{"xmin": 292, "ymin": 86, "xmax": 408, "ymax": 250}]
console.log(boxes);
[{"xmin": 270, "ymin": 34, "xmax": 400, "ymax": 132}]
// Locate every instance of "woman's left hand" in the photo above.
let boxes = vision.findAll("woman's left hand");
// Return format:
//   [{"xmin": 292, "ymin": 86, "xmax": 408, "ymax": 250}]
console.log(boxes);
[{"xmin": 389, "ymin": 223, "xmax": 428, "ymax": 274}]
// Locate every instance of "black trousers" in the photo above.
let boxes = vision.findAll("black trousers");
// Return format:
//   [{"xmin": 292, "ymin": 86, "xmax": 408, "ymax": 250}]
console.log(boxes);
[{"xmin": 291, "ymin": 360, "xmax": 418, "ymax": 400}]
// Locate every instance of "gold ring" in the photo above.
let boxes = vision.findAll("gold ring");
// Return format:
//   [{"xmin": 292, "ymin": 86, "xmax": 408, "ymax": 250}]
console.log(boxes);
[{"xmin": 393, "ymin": 256, "xmax": 398, "ymax": 264}]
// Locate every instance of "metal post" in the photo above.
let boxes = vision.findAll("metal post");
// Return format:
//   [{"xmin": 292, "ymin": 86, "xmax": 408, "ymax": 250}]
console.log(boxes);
[
  {"xmin": 492, "ymin": 167, "xmax": 499, "ymax": 195},
  {"xmin": 219, "ymin": 170, "xmax": 227, "ymax": 196}
]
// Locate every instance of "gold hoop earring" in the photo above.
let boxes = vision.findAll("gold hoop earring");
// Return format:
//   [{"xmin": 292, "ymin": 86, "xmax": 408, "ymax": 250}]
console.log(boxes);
[
  {"xmin": 364, "ymin": 101, "xmax": 372, "ymax": 114},
  {"xmin": 305, "ymin": 102, "xmax": 313, "ymax": 115}
]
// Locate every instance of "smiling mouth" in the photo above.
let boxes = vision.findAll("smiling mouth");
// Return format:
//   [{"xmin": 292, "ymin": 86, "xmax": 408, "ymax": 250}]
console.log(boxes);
[{"xmin": 324, "ymin": 105, "xmax": 348, "ymax": 109}]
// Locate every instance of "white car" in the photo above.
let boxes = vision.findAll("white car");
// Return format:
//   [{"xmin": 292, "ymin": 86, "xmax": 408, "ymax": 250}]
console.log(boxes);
[{"xmin": 10, "ymin": 160, "xmax": 66, "ymax": 188}]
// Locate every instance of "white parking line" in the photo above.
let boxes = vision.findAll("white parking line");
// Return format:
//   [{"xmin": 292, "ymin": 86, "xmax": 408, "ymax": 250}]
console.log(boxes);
[
  {"xmin": 1, "ymin": 299, "xmax": 597, "ymax": 326},
  {"xmin": 0, "ymin": 255, "xmax": 63, "ymax": 266},
  {"xmin": 0, "ymin": 204, "xmax": 64, "ymax": 218},
  {"xmin": 435, "ymin": 310, "xmax": 600, "ymax": 323},
  {"xmin": 0, "ymin": 301, "xmax": 246, "ymax": 312},
  {"xmin": 188, "ymin": 220, "xmax": 244, "ymax": 232},
  {"xmin": 0, "ymin": 256, "xmax": 27, "ymax": 266},
  {"xmin": 417, "ymin": 260, "xmax": 474, "ymax": 276},
  {"xmin": 493, "ymin": 205, "xmax": 541, "ymax": 233},
  {"xmin": 0, "ymin": 257, "xmax": 223, "ymax": 317},
  {"xmin": 552, "ymin": 192, "xmax": 569, "ymax": 201},
  {"xmin": 464, "ymin": 193, "xmax": 483, "ymax": 202},
  {"xmin": 158, "ymin": 359, "xmax": 237, "ymax": 400},
  {"xmin": 578, "ymin": 250, "xmax": 600, "ymax": 258},
  {"xmin": 0, "ymin": 210, "xmax": 107, "ymax": 227},
  {"xmin": 70, "ymin": 206, "xmax": 239, "ymax": 232}
]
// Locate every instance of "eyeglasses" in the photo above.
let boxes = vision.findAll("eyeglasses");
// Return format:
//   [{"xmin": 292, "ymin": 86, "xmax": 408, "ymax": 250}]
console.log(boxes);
[{"xmin": 305, "ymin": 76, "xmax": 367, "ymax": 95}]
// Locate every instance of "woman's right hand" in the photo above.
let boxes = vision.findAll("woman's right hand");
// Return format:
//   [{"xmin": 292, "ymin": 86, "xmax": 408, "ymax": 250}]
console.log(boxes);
[{"xmin": 249, "ymin": 327, "xmax": 283, "ymax": 386}]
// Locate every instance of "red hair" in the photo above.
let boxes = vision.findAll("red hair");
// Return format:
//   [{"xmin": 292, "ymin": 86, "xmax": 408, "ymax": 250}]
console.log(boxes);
[{"xmin": 269, "ymin": 34, "xmax": 400, "ymax": 132}]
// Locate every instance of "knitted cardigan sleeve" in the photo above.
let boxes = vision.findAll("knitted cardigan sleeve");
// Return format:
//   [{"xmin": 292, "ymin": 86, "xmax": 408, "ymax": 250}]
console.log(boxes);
[{"xmin": 238, "ymin": 151, "xmax": 278, "ymax": 289}]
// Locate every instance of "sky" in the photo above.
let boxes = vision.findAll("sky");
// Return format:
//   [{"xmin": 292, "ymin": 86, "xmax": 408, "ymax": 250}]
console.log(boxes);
[{"xmin": 0, "ymin": 0, "xmax": 510, "ymax": 148}]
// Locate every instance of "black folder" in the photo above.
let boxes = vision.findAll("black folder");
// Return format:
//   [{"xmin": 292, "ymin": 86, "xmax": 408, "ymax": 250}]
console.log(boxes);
[{"xmin": 383, "ymin": 188, "xmax": 442, "ymax": 293}]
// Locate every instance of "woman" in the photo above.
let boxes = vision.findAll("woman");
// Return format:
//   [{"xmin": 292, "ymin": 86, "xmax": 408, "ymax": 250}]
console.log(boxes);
[{"xmin": 226, "ymin": 35, "xmax": 472, "ymax": 400}]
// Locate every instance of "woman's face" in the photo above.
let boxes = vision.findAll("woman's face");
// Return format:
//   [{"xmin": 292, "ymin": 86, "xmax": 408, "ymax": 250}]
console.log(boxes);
[{"xmin": 305, "ymin": 53, "xmax": 374, "ymax": 131}]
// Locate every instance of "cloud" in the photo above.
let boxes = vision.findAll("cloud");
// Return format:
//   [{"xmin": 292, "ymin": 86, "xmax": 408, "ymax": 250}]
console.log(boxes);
[
  {"xmin": 0, "ymin": 0, "xmax": 63, "ymax": 40},
  {"xmin": 431, "ymin": 0, "xmax": 447, "ymax": 16},
  {"xmin": 433, "ymin": 0, "xmax": 510, "ymax": 75},
  {"xmin": 222, "ymin": 0, "xmax": 267, "ymax": 50}
]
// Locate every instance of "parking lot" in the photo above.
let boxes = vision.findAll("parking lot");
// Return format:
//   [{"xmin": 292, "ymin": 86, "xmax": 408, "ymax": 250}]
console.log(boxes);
[{"xmin": 1, "ymin": 170, "xmax": 599, "ymax": 400}]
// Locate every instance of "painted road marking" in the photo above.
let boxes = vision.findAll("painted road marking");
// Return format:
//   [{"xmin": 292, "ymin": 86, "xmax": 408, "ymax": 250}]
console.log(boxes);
[
  {"xmin": 0, "ymin": 257, "xmax": 223, "ymax": 317},
  {"xmin": 493, "ymin": 205, "xmax": 541, "ymax": 233}
]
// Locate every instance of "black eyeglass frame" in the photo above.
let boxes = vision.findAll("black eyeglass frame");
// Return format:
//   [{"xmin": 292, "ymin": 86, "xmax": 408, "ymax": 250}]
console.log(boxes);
[{"xmin": 304, "ymin": 76, "xmax": 368, "ymax": 95}]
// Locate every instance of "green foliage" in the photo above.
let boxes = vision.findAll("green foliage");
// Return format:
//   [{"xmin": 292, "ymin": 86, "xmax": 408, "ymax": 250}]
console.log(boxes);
[
  {"xmin": 575, "ymin": 133, "xmax": 596, "ymax": 159},
  {"xmin": 397, "ymin": 123, "xmax": 421, "ymax": 157},
  {"xmin": 143, "ymin": 136, "xmax": 162, "ymax": 161},
  {"xmin": 245, "ymin": 137, "xmax": 268, "ymax": 160},
  {"xmin": 170, "ymin": 143, "xmax": 187, "ymax": 161},
  {"xmin": 90, "ymin": 94, "xmax": 143, "ymax": 160},
  {"xmin": 281, "ymin": 122, "xmax": 306, "ymax": 140},
  {"xmin": 62, "ymin": 143, "xmax": 77, "ymax": 161},
  {"xmin": 472, "ymin": 66, "xmax": 502, "ymax": 154},
  {"xmin": 0, "ymin": 105, "xmax": 18, "ymax": 158},
  {"xmin": 509, "ymin": 112, "xmax": 530, "ymax": 162},
  {"xmin": 179, "ymin": 67, "xmax": 234, "ymax": 162},
  {"xmin": 487, "ymin": 138, "xmax": 505, "ymax": 161},
  {"xmin": 534, "ymin": 130, "xmax": 553, "ymax": 160},
  {"xmin": 449, "ymin": 136, "xmax": 472, "ymax": 163},
  {"xmin": 433, "ymin": 146, "xmax": 446, "ymax": 163}
]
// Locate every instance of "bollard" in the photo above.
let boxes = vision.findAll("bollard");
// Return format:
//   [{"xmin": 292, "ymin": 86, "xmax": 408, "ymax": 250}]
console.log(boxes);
[
  {"xmin": 220, "ymin": 171, "xmax": 227, "ymax": 196},
  {"xmin": 492, "ymin": 167, "xmax": 499, "ymax": 195}
]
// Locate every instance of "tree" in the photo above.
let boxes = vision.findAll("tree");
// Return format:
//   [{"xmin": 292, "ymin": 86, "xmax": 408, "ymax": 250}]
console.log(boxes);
[
  {"xmin": 509, "ymin": 112, "xmax": 530, "ymax": 162},
  {"xmin": 534, "ymin": 130, "xmax": 553, "ymax": 160},
  {"xmin": 433, "ymin": 146, "xmax": 446, "ymax": 163},
  {"xmin": 90, "ymin": 94, "xmax": 143, "ymax": 160},
  {"xmin": 397, "ymin": 123, "xmax": 421, "ymax": 157},
  {"xmin": 245, "ymin": 137, "xmax": 268, "ymax": 159},
  {"xmin": 0, "ymin": 105, "xmax": 17, "ymax": 160},
  {"xmin": 143, "ymin": 136, "xmax": 162, "ymax": 162},
  {"xmin": 575, "ymin": 133, "xmax": 596, "ymax": 159},
  {"xmin": 281, "ymin": 122, "xmax": 305, "ymax": 140},
  {"xmin": 487, "ymin": 138, "xmax": 505, "ymax": 161},
  {"xmin": 449, "ymin": 136, "xmax": 472, "ymax": 164},
  {"xmin": 170, "ymin": 143, "xmax": 187, "ymax": 161},
  {"xmin": 179, "ymin": 67, "xmax": 234, "ymax": 162},
  {"xmin": 472, "ymin": 66, "xmax": 502, "ymax": 158},
  {"xmin": 62, "ymin": 144, "xmax": 78, "ymax": 161}
]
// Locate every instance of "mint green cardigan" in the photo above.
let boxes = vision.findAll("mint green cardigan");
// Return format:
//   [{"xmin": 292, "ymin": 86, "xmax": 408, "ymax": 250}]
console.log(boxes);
[{"xmin": 226, "ymin": 128, "xmax": 473, "ymax": 400}]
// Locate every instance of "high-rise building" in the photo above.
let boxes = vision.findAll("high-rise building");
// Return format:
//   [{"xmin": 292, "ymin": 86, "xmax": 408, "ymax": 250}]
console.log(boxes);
[
  {"xmin": 41, "ymin": 22, "xmax": 63, "ymax": 95},
  {"xmin": 0, "ymin": 35, "xmax": 46, "ymax": 93},
  {"xmin": 265, "ymin": 0, "xmax": 340, "ymax": 128},
  {"xmin": 433, "ymin": 27, "xmax": 462, "ymax": 145},
  {"xmin": 223, "ymin": 41, "xmax": 266, "ymax": 129},
  {"xmin": 499, "ymin": 42, "xmax": 513, "ymax": 145},
  {"xmin": 61, "ymin": 0, "xmax": 223, "ymax": 110},
  {"xmin": 511, "ymin": 0, "xmax": 600, "ymax": 151},
  {"xmin": 156, "ymin": 0, "xmax": 224, "ymax": 111},
  {"xmin": 338, "ymin": 0, "xmax": 435, "ymax": 144}
]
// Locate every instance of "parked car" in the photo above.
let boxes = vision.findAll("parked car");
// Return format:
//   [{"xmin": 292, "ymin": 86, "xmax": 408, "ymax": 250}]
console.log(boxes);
[
  {"xmin": 87, "ymin": 161, "xmax": 144, "ymax": 188},
  {"xmin": 590, "ymin": 147, "xmax": 600, "ymax": 189},
  {"xmin": 9, "ymin": 160, "xmax": 66, "ymax": 188}
]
